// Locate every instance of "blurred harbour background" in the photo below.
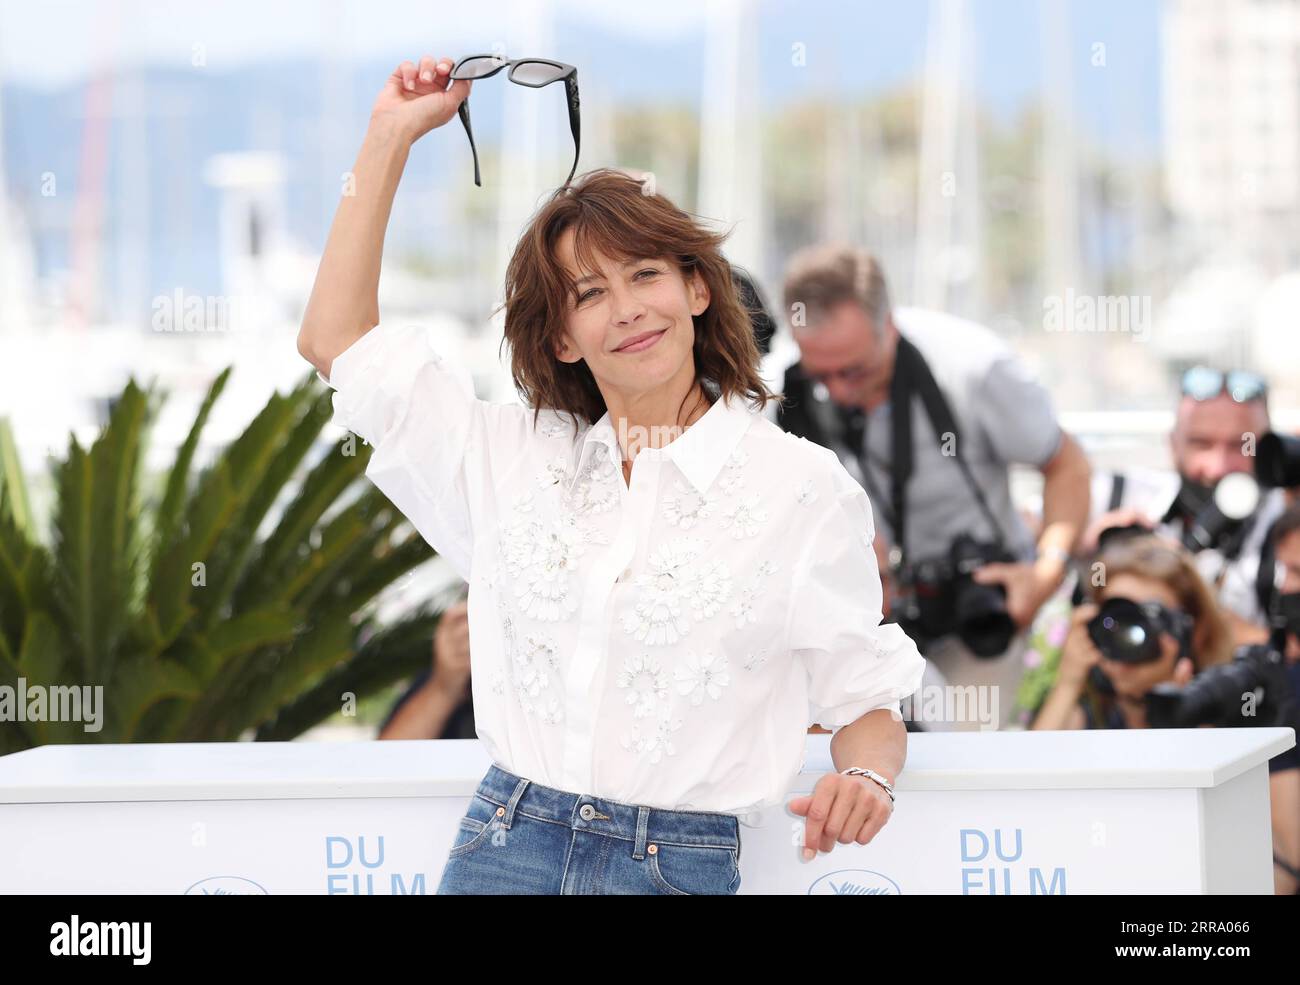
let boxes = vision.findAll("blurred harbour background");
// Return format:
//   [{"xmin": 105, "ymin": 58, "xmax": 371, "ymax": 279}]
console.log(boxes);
[{"xmin": 3, "ymin": 0, "xmax": 1300, "ymax": 736}]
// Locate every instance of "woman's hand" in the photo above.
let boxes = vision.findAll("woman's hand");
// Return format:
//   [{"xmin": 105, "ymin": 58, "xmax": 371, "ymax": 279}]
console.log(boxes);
[
  {"xmin": 370, "ymin": 54, "xmax": 471, "ymax": 144},
  {"xmin": 788, "ymin": 770, "xmax": 894, "ymax": 861},
  {"xmin": 1056, "ymin": 603, "xmax": 1103, "ymax": 691}
]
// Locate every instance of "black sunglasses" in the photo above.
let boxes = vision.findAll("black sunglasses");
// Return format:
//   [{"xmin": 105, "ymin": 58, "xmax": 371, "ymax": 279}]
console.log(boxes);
[
  {"xmin": 1181, "ymin": 366, "xmax": 1268, "ymax": 404},
  {"xmin": 449, "ymin": 54, "xmax": 581, "ymax": 188}
]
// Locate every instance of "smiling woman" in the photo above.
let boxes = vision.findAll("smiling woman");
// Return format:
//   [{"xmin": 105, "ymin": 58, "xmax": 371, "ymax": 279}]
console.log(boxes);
[
  {"xmin": 498, "ymin": 167, "xmax": 776, "ymax": 437},
  {"xmin": 297, "ymin": 58, "xmax": 925, "ymax": 895}
]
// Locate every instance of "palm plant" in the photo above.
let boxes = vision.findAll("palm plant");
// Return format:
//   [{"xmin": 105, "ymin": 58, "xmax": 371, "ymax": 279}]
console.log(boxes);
[{"xmin": 0, "ymin": 367, "xmax": 445, "ymax": 754}]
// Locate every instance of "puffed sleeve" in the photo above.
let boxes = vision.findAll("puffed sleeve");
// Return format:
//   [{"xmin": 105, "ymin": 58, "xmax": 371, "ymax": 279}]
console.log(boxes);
[
  {"xmin": 316, "ymin": 322, "xmax": 527, "ymax": 583},
  {"xmin": 787, "ymin": 464, "xmax": 927, "ymax": 731}
]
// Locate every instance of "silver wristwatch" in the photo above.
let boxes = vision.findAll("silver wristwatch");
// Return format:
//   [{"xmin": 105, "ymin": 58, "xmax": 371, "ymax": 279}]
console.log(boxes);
[{"xmin": 841, "ymin": 767, "xmax": 895, "ymax": 803}]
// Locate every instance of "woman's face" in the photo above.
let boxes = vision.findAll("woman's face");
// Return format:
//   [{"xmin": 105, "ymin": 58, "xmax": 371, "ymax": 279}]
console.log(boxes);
[
  {"xmin": 1096, "ymin": 573, "xmax": 1183, "ymax": 699},
  {"xmin": 552, "ymin": 227, "xmax": 710, "ymax": 407}
]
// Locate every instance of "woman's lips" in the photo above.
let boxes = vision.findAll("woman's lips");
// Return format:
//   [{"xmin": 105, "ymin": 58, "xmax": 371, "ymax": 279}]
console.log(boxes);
[{"xmin": 616, "ymin": 329, "xmax": 667, "ymax": 353}]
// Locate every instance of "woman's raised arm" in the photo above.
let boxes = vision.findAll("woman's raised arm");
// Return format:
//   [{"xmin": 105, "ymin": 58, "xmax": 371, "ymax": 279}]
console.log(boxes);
[{"xmin": 297, "ymin": 54, "xmax": 471, "ymax": 379}]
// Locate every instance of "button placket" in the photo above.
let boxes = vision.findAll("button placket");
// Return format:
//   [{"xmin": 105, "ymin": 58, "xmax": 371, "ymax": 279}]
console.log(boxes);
[{"xmin": 558, "ymin": 454, "xmax": 645, "ymax": 793}]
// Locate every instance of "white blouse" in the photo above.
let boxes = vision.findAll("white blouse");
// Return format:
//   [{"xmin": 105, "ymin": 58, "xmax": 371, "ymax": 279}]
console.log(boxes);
[{"xmin": 317, "ymin": 321, "xmax": 925, "ymax": 823}]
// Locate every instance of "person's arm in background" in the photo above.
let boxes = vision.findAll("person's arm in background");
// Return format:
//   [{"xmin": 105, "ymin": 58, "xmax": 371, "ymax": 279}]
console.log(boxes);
[
  {"xmin": 1271, "ymin": 769, "xmax": 1300, "ymax": 894},
  {"xmin": 1025, "ymin": 430, "xmax": 1092, "ymax": 602},
  {"xmin": 1029, "ymin": 605, "xmax": 1096, "ymax": 730},
  {"xmin": 379, "ymin": 600, "xmax": 471, "ymax": 739},
  {"xmin": 297, "ymin": 55, "xmax": 471, "ymax": 378},
  {"xmin": 970, "ymin": 349, "xmax": 1092, "ymax": 628}
]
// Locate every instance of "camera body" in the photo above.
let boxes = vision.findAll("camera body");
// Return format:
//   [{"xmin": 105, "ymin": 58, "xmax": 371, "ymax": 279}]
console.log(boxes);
[
  {"xmin": 1144, "ymin": 643, "xmax": 1297, "ymax": 729},
  {"xmin": 894, "ymin": 533, "xmax": 1018, "ymax": 657}
]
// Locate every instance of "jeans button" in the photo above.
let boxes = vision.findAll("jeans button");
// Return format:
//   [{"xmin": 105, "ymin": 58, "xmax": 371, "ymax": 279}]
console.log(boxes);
[{"xmin": 579, "ymin": 804, "xmax": 595, "ymax": 821}]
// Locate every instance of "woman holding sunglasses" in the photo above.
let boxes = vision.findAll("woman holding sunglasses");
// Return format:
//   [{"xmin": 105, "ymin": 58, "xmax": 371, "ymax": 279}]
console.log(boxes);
[{"xmin": 297, "ymin": 55, "xmax": 925, "ymax": 895}]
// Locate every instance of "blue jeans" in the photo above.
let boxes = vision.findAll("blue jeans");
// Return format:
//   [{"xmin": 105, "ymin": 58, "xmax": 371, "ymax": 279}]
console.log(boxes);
[{"xmin": 436, "ymin": 763, "xmax": 743, "ymax": 895}]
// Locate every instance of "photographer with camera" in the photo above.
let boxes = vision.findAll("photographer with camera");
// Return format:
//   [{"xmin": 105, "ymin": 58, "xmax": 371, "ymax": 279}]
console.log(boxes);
[
  {"xmin": 1032, "ymin": 530, "xmax": 1300, "ymax": 893},
  {"xmin": 1083, "ymin": 368, "xmax": 1288, "ymax": 642},
  {"xmin": 768, "ymin": 245, "xmax": 1091, "ymax": 730}
]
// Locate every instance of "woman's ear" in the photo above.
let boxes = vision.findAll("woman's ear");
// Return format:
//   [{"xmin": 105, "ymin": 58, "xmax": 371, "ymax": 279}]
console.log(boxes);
[
  {"xmin": 689, "ymin": 270, "xmax": 711, "ymax": 316},
  {"xmin": 555, "ymin": 335, "xmax": 583, "ymax": 364}
]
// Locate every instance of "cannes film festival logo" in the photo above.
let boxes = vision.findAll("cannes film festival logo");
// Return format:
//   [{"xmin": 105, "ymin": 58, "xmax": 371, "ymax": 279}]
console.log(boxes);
[
  {"xmin": 808, "ymin": 869, "xmax": 902, "ymax": 895},
  {"xmin": 184, "ymin": 876, "xmax": 269, "ymax": 895}
]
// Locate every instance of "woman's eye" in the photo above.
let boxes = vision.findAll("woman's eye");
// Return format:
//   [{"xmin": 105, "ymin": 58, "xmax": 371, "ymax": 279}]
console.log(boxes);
[
  {"xmin": 577, "ymin": 288, "xmax": 600, "ymax": 303},
  {"xmin": 636, "ymin": 268, "xmax": 659, "ymax": 279}
]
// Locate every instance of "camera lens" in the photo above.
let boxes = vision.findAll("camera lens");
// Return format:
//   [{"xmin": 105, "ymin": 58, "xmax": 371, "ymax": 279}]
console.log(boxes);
[
  {"xmin": 953, "ymin": 581, "xmax": 1016, "ymax": 657},
  {"xmin": 1088, "ymin": 598, "xmax": 1163, "ymax": 663}
]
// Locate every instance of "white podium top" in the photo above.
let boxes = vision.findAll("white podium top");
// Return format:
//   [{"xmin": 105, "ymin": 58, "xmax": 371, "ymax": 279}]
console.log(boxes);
[{"xmin": 0, "ymin": 728, "xmax": 1292, "ymax": 805}]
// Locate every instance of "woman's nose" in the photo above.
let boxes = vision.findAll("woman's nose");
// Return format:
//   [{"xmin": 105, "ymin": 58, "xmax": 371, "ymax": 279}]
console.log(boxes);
[{"xmin": 609, "ymin": 287, "xmax": 646, "ymax": 325}]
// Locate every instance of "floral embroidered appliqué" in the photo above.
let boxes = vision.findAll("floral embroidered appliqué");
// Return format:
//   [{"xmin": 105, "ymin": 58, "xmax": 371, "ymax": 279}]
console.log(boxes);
[
  {"xmin": 619, "ymin": 708, "xmax": 684, "ymax": 764},
  {"xmin": 499, "ymin": 504, "xmax": 590, "ymax": 622},
  {"xmin": 620, "ymin": 537, "xmax": 732, "ymax": 645},
  {"xmin": 536, "ymin": 454, "xmax": 571, "ymax": 490},
  {"xmin": 688, "ymin": 556, "xmax": 733, "ymax": 620},
  {"xmin": 795, "ymin": 478, "xmax": 818, "ymax": 506},
  {"xmin": 616, "ymin": 652, "xmax": 670, "ymax": 718},
  {"xmin": 494, "ymin": 594, "xmax": 564, "ymax": 725},
  {"xmin": 719, "ymin": 492, "xmax": 768, "ymax": 539},
  {"xmin": 566, "ymin": 447, "xmax": 619, "ymax": 516},
  {"xmin": 674, "ymin": 648, "xmax": 731, "ymax": 705},
  {"xmin": 513, "ymin": 631, "xmax": 560, "ymax": 696},
  {"xmin": 540, "ymin": 416, "xmax": 573, "ymax": 439},
  {"xmin": 521, "ymin": 694, "xmax": 565, "ymax": 725},
  {"xmin": 718, "ymin": 447, "xmax": 749, "ymax": 495},
  {"xmin": 728, "ymin": 558, "xmax": 780, "ymax": 629},
  {"xmin": 661, "ymin": 479, "xmax": 719, "ymax": 529}
]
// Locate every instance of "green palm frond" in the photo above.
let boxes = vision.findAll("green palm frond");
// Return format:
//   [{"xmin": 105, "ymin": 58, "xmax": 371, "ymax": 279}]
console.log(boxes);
[{"xmin": 0, "ymin": 363, "xmax": 440, "ymax": 752}]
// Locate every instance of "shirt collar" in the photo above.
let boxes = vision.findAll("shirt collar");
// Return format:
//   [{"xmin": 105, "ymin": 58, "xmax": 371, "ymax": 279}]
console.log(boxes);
[{"xmin": 567, "ymin": 391, "xmax": 755, "ymax": 496}]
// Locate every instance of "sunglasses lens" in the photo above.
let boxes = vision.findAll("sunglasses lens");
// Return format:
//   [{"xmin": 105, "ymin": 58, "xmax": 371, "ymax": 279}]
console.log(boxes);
[
  {"xmin": 454, "ymin": 55, "xmax": 507, "ymax": 79},
  {"xmin": 510, "ymin": 60, "xmax": 566, "ymax": 85},
  {"xmin": 1182, "ymin": 366, "xmax": 1223, "ymax": 401},
  {"xmin": 1225, "ymin": 370, "xmax": 1267, "ymax": 403}
]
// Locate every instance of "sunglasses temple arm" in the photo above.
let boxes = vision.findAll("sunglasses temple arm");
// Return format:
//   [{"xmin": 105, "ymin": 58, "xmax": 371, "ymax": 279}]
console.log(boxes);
[
  {"xmin": 565, "ymin": 74, "xmax": 581, "ymax": 186},
  {"xmin": 458, "ymin": 99, "xmax": 482, "ymax": 187}
]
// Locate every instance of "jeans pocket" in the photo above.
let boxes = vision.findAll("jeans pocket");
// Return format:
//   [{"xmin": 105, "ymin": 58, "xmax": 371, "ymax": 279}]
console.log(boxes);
[
  {"xmin": 646, "ymin": 842, "xmax": 739, "ymax": 895},
  {"xmin": 447, "ymin": 794, "xmax": 504, "ymax": 859}
]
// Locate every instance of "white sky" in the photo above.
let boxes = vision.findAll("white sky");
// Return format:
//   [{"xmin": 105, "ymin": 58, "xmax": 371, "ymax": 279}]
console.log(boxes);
[{"xmin": 0, "ymin": 0, "xmax": 711, "ymax": 86}]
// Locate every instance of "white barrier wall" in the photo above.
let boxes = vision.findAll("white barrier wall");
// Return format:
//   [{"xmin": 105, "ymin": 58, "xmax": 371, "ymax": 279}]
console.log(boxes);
[{"xmin": 0, "ymin": 728, "xmax": 1292, "ymax": 894}]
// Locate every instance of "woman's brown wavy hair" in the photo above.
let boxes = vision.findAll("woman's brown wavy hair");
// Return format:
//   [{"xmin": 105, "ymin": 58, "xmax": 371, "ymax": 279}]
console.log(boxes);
[{"xmin": 494, "ymin": 168, "xmax": 779, "ymax": 435}]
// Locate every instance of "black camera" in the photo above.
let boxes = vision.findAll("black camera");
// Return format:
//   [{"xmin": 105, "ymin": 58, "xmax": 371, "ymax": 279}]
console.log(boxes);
[
  {"xmin": 1169, "ymin": 472, "xmax": 1261, "ymax": 556},
  {"xmin": 895, "ymin": 534, "xmax": 1018, "ymax": 657},
  {"xmin": 1273, "ymin": 591, "xmax": 1300, "ymax": 641},
  {"xmin": 1257, "ymin": 431, "xmax": 1300, "ymax": 488},
  {"xmin": 1144, "ymin": 643, "xmax": 1297, "ymax": 729},
  {"xmin": 1085, "ymin": 596, "xmax": 1194, "ymax": 664}
]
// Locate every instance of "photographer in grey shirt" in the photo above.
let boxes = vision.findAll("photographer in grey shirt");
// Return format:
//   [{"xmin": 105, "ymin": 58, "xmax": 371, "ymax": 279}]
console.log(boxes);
[{"xmin": 767, "ymin": 245, "xmax": 1092, "ymax": 731}]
